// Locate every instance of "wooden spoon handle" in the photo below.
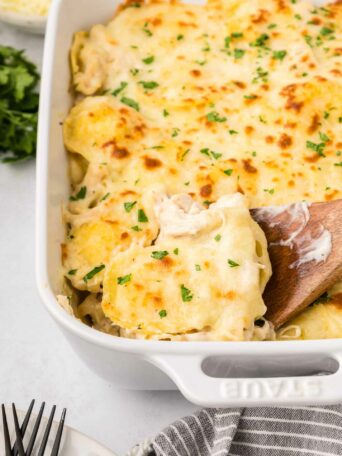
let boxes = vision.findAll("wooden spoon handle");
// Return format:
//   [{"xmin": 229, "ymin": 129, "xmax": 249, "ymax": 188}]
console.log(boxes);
[{"xmin": 251, "ymin": 199, "xmax": 342, "ymax": 328}]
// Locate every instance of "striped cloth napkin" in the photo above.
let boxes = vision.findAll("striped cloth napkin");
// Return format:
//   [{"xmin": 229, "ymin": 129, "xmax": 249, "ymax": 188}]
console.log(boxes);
[{"xmin": 129, "ymin": 406, "xmax": 342, "ymax": 455}]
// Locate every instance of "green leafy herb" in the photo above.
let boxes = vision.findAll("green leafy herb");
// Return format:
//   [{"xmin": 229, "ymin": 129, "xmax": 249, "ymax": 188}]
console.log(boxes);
[
  {"xmin": 306, "ymin": 140, "xmax": 326, "ymax": 157},
  {"xmin": 121, "ymin": 97, "xmax": 140, "ymax": 111},
  {"xmin": 151, "ymin": 250, "xmax": 169, "ymax": 260},
  {"xmin": 195, "ymin": 60, "xmax": 207, "ymax": 66},
  {"xmin": 250, "ymin": 34, "xmax": 269, "ymax": 48},
  {"xmin": 143, "ymin": 22, "xmax": 153, "ymax": 36},
  {"xmin": 177, "ymin": 34, "xmax": 184, "ymax": 40},
  {"xmin": 117, "ymin": 273, "xmax": 132, "ymax": 285},
  {"xmin": 139, "ymin": 81, "xmax": 159, "ymax": 90},
  {"xmin": 334, "ymin": 162, "xmax": 342, "ymax": 167},
  {"xmin": 227, "ymin": 259, "xmax": 240, "ymax": 268},
  {"xmin": 131, "ymin": 225, "xmax": 142, "ymax": 231},
  {"xmin": 195, "ymin": 264, "xmax": 201, "ymax": 271},
  {"xmin": 319, "ymin": 131, "xmax": 330, "ymax": 142},
  {"xmin": 263, "ymin": 188, "xmax": 275, "ymax": 194},
  {"xmin": 142, "ymin": 56, "xmax": 154, "ymax": 64},
  {"xmin": 173, "ymin": 248, "xmax": 179, "ymax": 255},
  {"xmin": 112, "ymin": 81, "xmax": 128, "ymax": 96},
  {"xmin": 0, "ymin": 45, "xmax": 40, "ymax": 162},
  {"xmin": 130, "ymin": 68, "xmax": 139, "ymax": 76},
  {"xmin": 159, "ymin": 309, "xmax": 167, "ymax": 318},
  {"xmin": 163, "ymin": 109, "xmax": 169, "ymax": 117},
  {"xmin": 172, "ymin": 128, "xmax": 180, "ymax": 137},
  {"xmin": 294, "ymin": 14, "xmax": 302, "ymax": 20},
  {"xmin": 214, "ymin": 234, "xmax": 221, "ymax": 242},
  {"xmin": 124, "ymin": 201, "xmax": 137, "ymax": 212},
  {"xmin": 273, "ymin": 50, "xmax": 287, "ymax": 61},
  {"xmin": 234, "ymin": 49, "xmax": 245, "ymax": 59},
  {"xmin": 268, "ymin": 23, "xmax": 277, "ymax": 29},
  {"xmin": 252, "ymin": 66, "xmax": 269, "ymax": 84},
  {"xmin": 206, "ymin": 111, "xmax": 227, "ymax": 123},
  {"xmin": 138, "ymin": 209, "xmax": 149, "ymax": 222},
  {"xmin": 223, "ymin": 169, "xmax": 233, "ymax": 176},
  {"xmin": 101, "ymin": 192, "xmax": 110, "ymax": 201},
  {"xmin": 67, "ymin": 269, "xmax": 77, "ymax": 276},
  {"xmin": 83, "ymin": 264, "xmax": 105, "ymax": 283},
  {"xmin": 228, "ymin": 129, "xmax": 238, "ymax": 135},
  {"xmin": 320, "ymin": 27, "xmax": 334, "ymax": 37},
  {"xmin": 69, "ymin": 186, "xmax": 87, "ymax": 201},
  {"xmin": 180, "ymin": 284, "xmax": 193, "ymax": 302},
  {"xmin": 200, "ymin": 148, "xmax": 222, "ymax": 160}
]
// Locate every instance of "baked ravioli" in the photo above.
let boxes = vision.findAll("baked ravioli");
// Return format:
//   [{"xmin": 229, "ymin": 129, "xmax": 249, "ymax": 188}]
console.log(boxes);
[{"xmin": 61, "ymin": 0, "xmax": 342, "ymax": 340}]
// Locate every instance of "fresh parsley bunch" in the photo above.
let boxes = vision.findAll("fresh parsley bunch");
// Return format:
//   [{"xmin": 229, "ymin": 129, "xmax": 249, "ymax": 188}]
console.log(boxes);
[{"xmin": 0, "ymin": 45, "xmax": 39, "ymax": 163}]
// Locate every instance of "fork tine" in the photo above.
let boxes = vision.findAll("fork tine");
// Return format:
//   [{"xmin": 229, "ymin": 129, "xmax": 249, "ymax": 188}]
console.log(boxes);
[
  {"xmin": 37, "ymin": 405, "xmax": 56, "ymax": 456},
  {"xmin": 12, "ymin": 399, "xmax": 35, "ymax": 456},
  {"xmin": 2, "ymin": 404, "xmax": 12, "ymax": 456},
  {"xmin": 26, "ymin": 402, "xmax": 45, "ymax": 456},
  {"xmin": 50, "ymin": 409, "xmax": 66, "ymax": 456},
  {"xmin": 12, "ymin": 404, "xmax": 25, "ymax": 456}
]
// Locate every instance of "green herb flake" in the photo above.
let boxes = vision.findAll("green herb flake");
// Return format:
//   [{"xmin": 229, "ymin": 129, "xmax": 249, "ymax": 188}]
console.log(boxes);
[
  {"xmin": 273, "ymin": 50, "xmax": 287, "ymax": 61},
  {"xmin": 320, "ymin": 27, "xmax": 334, "ymax": 37},
  {"xmin": 195, "ymin": 60, "xmax": 207, "ymax": 66},
  {"xmin": 244, "ymin": 94, "xmax": 257, "ymax": 100},
  {"xmin": 195, "ymin": 264, "xmax": 201, "ymax": 271},
  {"xmin": 180, "ymin": 284, "xmax": 193, "ymax": 302},
  {"xmin": 124, "ymin": 201, "xmax": 137, "ymax": 213},
  {"xmin": 200, "ymin": 148, "xmax": 222, "ymax": 160},
  {"xmin": 139, "ymin": 80, "xmax": 159, "ymax": 90},
  {"xmin": 159, "ymin": 309, "xmax": 167, "ymax": 318},
  {"xmin": 228, "ymin": 129, "xmax": 238, "ymax": 135},
  {"xmin": 117, "ymin": 273, "xmax": 132, "ymax": 285},
  {"xmin": 250, "ymin": 34, "xmax": 269, "ymax": 48},
  {"xmin": 138, "ymin": 209, "xmax": 149, "ymax": 223},
  {"xmin": 177, "ymin": 34, "xmax": 184, "ymax": 41},
  {"xmin": 268, "ymin": 23, "xmax": 277, "ymax": 29},
  {"xmin": 294, "ymin": 14, "xmax": 302, "ymax": 20},
  {"xmin": 234, "ymin": 49, "xmax": 245, "ymax": 59},
  {"xmin": 173, "ymin": 248, "xmax": 179, "ymax": 255},
  {"xmin": 112, "ymin": 81, "xmax": 128, "ymax": 97},
  {"xmin": 67, "ymin": 269, "xmax": 77, "ymax": 276},
  {"xmin": 151, "ymin": 250, "xmax": 169, "ymax": 260},
  {"xmin": 214, "ymin": 234, "xmax": 222, "ymax": 242},
  {"xmin": 70, "ymin": 186, "xmax": 87, "ymax": 201},
  {"xmin": 172, "ymin": 128, "xmax": 180, "ymax": 137},
  {"xmin": 319, "ymin": 132, "xmax": 330, "ymax": 142},
  {"xmin": 131, "ymin": 225, "xmax": 142, "ymax": 232},
  {"xmin": 142, "ymin": 23, "xmax": 153, "ymax": 36},
  {"xmin": 120, "ymin": 97, "xmax": 140, "ymax": 111},
  {"xmin": 334, "ymin": 162, "xmax": 342, "ymax": 167},
  {"xmin": 306, "ymin": 140, "xmax": 326, "ymax": 157},
  {"xmin": 130, "ymin": 68, "xmax": 139, "ymax": 76},
  {"xmin": 206, "ymin": 111, "xmax": 227, "ymax": 123},
  {"xmin": 101, "ymin": 192, "xmax": 110, "ymax": 201},
  {"xmin": 163, "ymin": 109, "xmax": 170, "ymax": 117},
  {"xmin": 223, "ymin": 168, "xmax": 233, "ymax": 176},
  {"xmin": 227, "ymin": 259, "xmax": 240, "ymax": 268},
  {"xmin": 263, "ymin": 188, "xmax": 275, "ymax": 194},
  {"xmin": 83, "ymin": 264, "xmax": 105, "ymax": 283},
  {"xmin": 142, "ymin": 55, "xmax": 155, "ymax": 64}
]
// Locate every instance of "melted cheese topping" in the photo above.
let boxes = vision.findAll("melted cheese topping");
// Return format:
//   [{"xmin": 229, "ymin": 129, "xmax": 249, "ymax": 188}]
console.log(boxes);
[
  {"xmin": 62, "ymin": 0, "xmax": 342, "ymax": 340},
  {"xmin": 102, "ymin": 193, "xmax": 271, "ymax": 340}
]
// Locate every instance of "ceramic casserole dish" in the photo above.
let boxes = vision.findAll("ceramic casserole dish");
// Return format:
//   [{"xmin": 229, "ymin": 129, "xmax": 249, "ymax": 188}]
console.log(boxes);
[{"xmin": 36, "ymin": 0, "xmax": 342, "ymax": 407}]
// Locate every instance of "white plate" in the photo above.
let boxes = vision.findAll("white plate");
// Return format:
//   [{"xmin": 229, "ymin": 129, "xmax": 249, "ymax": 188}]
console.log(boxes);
[
  {"xmin": 1, "ymin": 407, "xmax": 117, "ymax": 456},
  {"xmin": 0, "ymin": 9, "xmax": 46, "ymax": 34}
]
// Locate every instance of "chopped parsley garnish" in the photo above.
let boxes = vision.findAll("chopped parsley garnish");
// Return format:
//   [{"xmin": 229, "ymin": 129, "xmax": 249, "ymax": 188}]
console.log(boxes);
[
  {"xmin": 228, "ymin": 129, "xmax": 238, "ymax": 135},
  {"xmin": 267, "ymin": 23, "xmax": 277, "ymax": 29},
  {"xmin": 172, "ymin": 128, "xmax": 180, "ymax": 137},
  {"xmin": 195, "ymin": 264, "xmax": 201, "ymax": 271},
  {"xmin": 250, "ymin": 34, "xmax": 269, "ymax": 48},
  {"xmin": 223, "ymin": 169, "xmax": 233, "ymax": 176},
  {"xmin": 142, "ymin": 22, "xmax": 153, "ymax": 36},
  {"xmin": 163, "ymin": 109, "xmax": 170, "ymax": 117},
  {"xmin": 173, "ymin": 248, "xmax": 179, "ymax": 255},
  {"xmin": 320, "ymin": 27, "xmax": 334, "ymax": 37},
  {"xmin": 234, "ymin": 49, "xmax": 245, "ymax": 59},
  {"xmin": 131, "ymin": 225, "xmax": 142, "ymax": 232},
  {"xmin": 323, "ymin": 111, "xmax": 330, "ymax": 119},
  {"xmin": 177, "ymin": 34, "xmax": 184, "ymax": 40},
  {"xmin": 306, "ymin": 140, "xmax": 326, "ymax": 157},
  {"xmin": 334, "ymin": 162, "xmax": 342, "ymax": 167},
  {"xmin": 83, "ymin": 264, "xmax": 105, "ymax": 283},
  {"xmin": 67, "ymin": 269, "xmax": 77, "ymax": 275},
  {"xmin": 117, "ymin": 274, "xmax": 132, "ymax": 285},
  {"xmin": 138, "ymin": 209, "xmax": 149, "ymax": 222},
  {"xmin": 200, "ymin": 148, "xmax": 222, "ymax": 160},
  {"xmin": 231, "ymin": 32, "xmax": 243, "ymax": 39},
  {"xmin": 227, "ymin": 259, "xmax": 240, "ymax": 268},
  {"xmin": 101, "ymin": 192, "xmax": 110, "ymax": 201},
  {"xmin": 273, "ymin": 50, "xmax": 287, "ymax": 61},
  {"xmin": 294, "ymin": 14, "xmax": 302, "ymax": 20},
  {"xmin": 130, "ymin": 68, "xmax": 139, "ymax": 76},
  {"xmin": 244, "ymin": 94, "xmax": 257, "ymax": 100},
  {"xmin": 252, "ymin": 66, "xmax": 269, "ymax": 84},
  {"xmin": 206, "ymin": 111, "xmax": 227, "ymax": 123},
  {"xmin": 339, "ymin": 117, "xmax": 342, "ymax": 123},
  {"xmin": 195, "ymin": 60, "xmax": 207, "ymax": 66},
  {"xmin": 304, "ymin": 35, "xmax": 314, "ymax": 48},
  {"xmin": 142, "ymin": 55, "xmax": 154, "ymax": 64},
  {"xmin": 214, "ymin": 234, "xmax": 222, "ymax": 242},
  {"xmin": 70, "ymin": 186, "xmax": 87, "ymax": 201},
  {"xmin": 225, "ymin": 32, "xmax": 243, "ymax": 48},
  {"xmin": 112, "ymin": 81, "xmax": 128, "ymax": 97},
  {"xmin": 263, "ymin": 188, "xmax": 275, "ymax": 194},
  {"xmin": 121, "ymin": 97, "xmax": 140, "ymax": 111},
  {"xmin": 139, "ymin": 81, "xmax": 159, "ymax": 90},
  {"xmin": 180, "ymin": 284, "xmax": 193, "ymax": 302},
  {"xmin": 124, "ymin": 201, "xmax": 137, "ymax": 213},
  {"xmin": 127, "ymin": 2, "xmax": 141, "ymax": 7},
  {"xmin": 180, "ymin": 149, "xmax": 190, "ymax": 161},
  {"xmin": 151, "ymin": 250, "xmax": 169, "ymax": 260},
  {"xmin": 319, "ymin": 132, "xmax": 330, "ymax": 142},
  {"xmin": 159, "ymin": 309, "xmax": 167, "ymax": 318}
]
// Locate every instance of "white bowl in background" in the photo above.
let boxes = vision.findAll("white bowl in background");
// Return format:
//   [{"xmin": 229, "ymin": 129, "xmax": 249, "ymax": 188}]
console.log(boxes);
[{"xmin": 0, "ymin": 8, "xmax": 46, "ymax": 34}]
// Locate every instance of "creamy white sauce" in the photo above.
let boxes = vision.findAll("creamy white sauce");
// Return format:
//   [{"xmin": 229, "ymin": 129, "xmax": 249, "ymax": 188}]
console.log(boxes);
[{"xmin": 253, "ymin": 202, "xmax": 332, "ymax": 269}]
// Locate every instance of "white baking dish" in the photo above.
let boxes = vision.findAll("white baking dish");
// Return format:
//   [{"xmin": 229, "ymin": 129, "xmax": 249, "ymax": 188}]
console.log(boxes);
[{"xmin": 36, "ymin": 0, "xmax": 342, "ymax": 407}]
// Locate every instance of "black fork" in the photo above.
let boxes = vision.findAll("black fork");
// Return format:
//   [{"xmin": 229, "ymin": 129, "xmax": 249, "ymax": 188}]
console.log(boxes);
[{"xmin": 1, "ymin": 401, "xmax": 66, "ymax": 456}]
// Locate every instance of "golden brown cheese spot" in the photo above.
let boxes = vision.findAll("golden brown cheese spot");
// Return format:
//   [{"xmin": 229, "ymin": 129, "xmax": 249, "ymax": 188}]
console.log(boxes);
[
  {"xmin": 277, "ymin": 133, "xmax": 293, "ymax": 149},
  {"xmin": 160, "ymin": 256, "xmax": 174, "ymax": 268},
  {"xmin": 190, "ymin": 70, "xmax": 201, "ymax": 77},
  {"xmin": 233, "ymin": 81, "xmax": 246, "ymax": 89},
  {"xmin": 151, "ymin": 17, "xmax": 162, "ymax": 26},
  {"xmin": 61, "ymin": 244, "xmax": 67, "ymax": 263},
  {"xmin": 242, "ymin": 159, "xmax": 258, "ymax": 174},
  {"xmin": 281, "ymin": 84, "xmax": 304, "ymax": 113},
  {"xmin": 225, "ymin": 290, "xmax": 237, "ymax": 300},
  {"xmin": 288, "ymin": 180, "xmax": 295, "ymax": 187},
  {"xmin": 144, "ymin": 156, "xmax": 162, "ymax": 169},
  {"xmin": 325, "ymin": 190, "xmax": 339, "ymax": 201},
  {"xmin": 121, "ymin": 232, "xmax": 129, "ymax": 240},
  {"xmin": 251, "ymin": 9, "xmax": 269, "ymax": 24},
  {"xmin": 200, "ymin": 184, "xmax": 212, "ymax": 197},
  {"xmin": 304, "ymin": 154, "xmax": 320, "ymax": 163},
  {"xmin": 265, "ymin": 135, "xmax": 274, "ymax": 144},
  {"xmin": 102, "ymin": 140, "xmax": 130, "ymax": 159},
  {"xmin": 245, "ymin": 126, "xmax": 255, "ymax": 135},
  {"xmin": 331, "ymin": 294, "xmax": 342, "ymax": 308}
]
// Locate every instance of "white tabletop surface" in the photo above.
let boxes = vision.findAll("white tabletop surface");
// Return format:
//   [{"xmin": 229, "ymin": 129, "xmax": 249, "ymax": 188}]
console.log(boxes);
[{"xmin": 0, "ymin": 23, "xmax": 196, "ymax": 455}]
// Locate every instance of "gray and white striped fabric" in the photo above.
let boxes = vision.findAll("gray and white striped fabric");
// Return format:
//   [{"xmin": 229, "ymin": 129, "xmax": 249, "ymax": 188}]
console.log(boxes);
[{"xmin": 130, "ymin": 406, "xmax": 342, "ymax": 456}]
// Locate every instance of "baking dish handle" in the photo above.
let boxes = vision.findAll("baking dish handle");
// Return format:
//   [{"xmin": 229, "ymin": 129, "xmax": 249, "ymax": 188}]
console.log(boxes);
[{"xmin": 149, "ymin": 354, "xmax": 342, "ymax": 407}]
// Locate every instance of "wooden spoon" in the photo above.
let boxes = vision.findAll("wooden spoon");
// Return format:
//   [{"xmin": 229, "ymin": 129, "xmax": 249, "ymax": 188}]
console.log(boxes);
[{"xmin": 250, "ymin": 199, "xmax": 342, "ymax": 329}]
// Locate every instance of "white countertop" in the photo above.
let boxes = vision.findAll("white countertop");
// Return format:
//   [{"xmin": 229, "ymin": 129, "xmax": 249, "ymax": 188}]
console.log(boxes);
[{"xmin": 0, "ymin": 23, "xmax": 196, "ymax": 455}]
